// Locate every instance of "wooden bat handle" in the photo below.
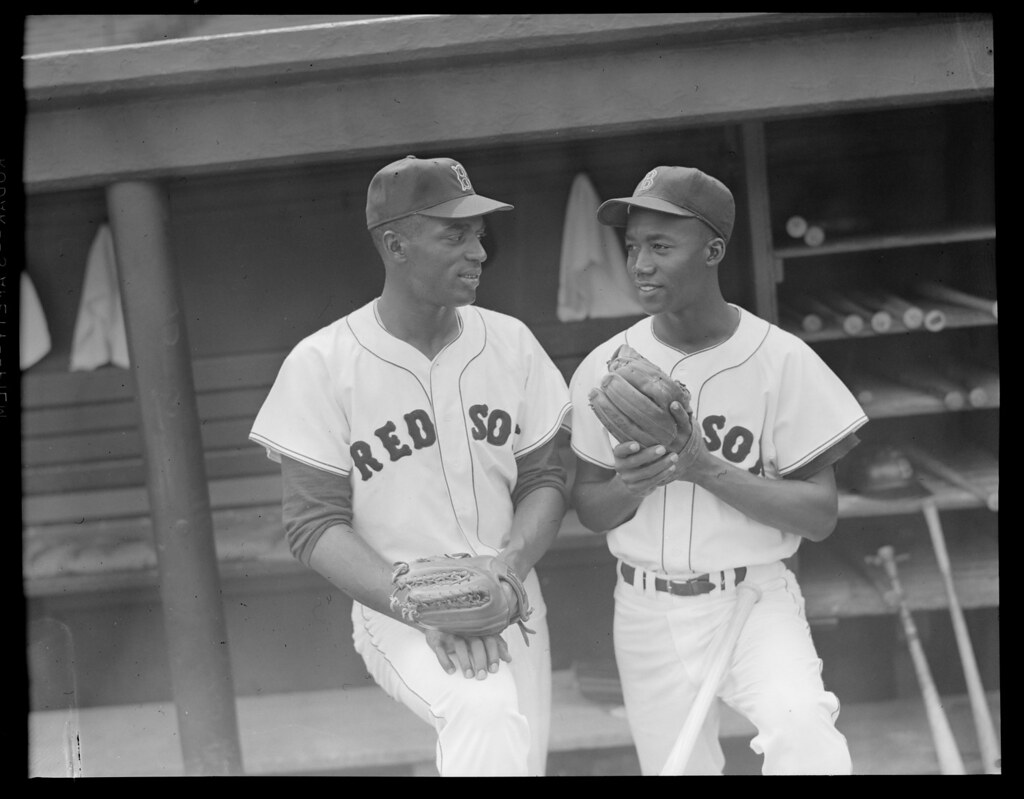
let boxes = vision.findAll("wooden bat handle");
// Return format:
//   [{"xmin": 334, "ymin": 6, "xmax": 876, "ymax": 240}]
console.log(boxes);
[
  {"xmin": 854, "ymin": 297, "xmax": 898, "ymax": 332},
  {"xmin": 943, "ymin": 361, "xmax": 999, "ymax": 409},
  {"xmin": 921, "ymin": 502, "xmax": 1001, "ymax": 774},
  {"xmin": 821, "ymin": 290, "xmax": 892, "ymax": 333},
  {"xmin": 903, "ymin": 445, "xmax": 998, "ymax": 511},
  {"xmin": 803, "ymin": 225, "xmax": 826, "ymax": 247},
  {"xmin": 875, "ymin": 367, "xmax": 966, "ymax": 411},
  {"xmin": 779, "ymin": 303, "xmax": 823, "ymax": 334},
  {"xmin": 861, "ymin": 290, "xmax": 924, "ymax": 330},
  {"xmin": 874, "ymin": 546, "xmax": 966, "ymax": 775},
  {"xmin": 915, "ymin": 281, "xmax": 997, "ymax": 319},
  {"xmin": 659, "ymin": 583, "xmax": 762, "ymax": 775},
  {"xmin": 791, "ymin": 295, "xmax": 863, "ymax": 336},
  {"xmin": 786, "ymin": 215, "xmax": 808, "ymax": 239}
]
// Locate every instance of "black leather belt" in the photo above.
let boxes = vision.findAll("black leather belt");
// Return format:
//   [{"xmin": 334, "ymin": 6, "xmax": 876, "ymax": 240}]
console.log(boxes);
[{"xmin": 620, "ymin": 562, "xmax": 747, "ymax": 596}]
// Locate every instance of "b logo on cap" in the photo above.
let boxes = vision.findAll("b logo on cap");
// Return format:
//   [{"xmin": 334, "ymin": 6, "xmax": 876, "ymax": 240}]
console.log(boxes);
[
  {"xmin": 637, "ymin": 169, "xmax": 657, "ymax": 194},
  {"xmin": 451, "ymin": 163, "xmax": 473, "ymax": 192}
]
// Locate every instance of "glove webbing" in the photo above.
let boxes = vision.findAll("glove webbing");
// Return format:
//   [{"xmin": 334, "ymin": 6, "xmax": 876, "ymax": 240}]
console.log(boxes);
[{"xmin": 391, "ymin": 558, "xmax": 536, "ymax": 645}]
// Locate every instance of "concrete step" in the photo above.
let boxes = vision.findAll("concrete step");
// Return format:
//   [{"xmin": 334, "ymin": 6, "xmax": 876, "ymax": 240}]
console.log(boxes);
[{"xmin": 27, "ymin": 669, "xmax": 1000, "ymax": 776}]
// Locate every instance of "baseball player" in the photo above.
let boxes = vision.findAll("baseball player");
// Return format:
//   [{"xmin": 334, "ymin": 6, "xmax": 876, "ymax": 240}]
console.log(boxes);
[
  {"xmin": 250, "ymin": 156, "xmax": 571, "ymax": 776},
  {"xmin": 569, "ymin": 166, "xmax": 868, "ymax": 775}
]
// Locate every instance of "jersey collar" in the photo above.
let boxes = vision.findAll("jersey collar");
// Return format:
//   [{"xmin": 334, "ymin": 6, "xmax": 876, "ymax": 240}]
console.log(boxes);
[
  {"xmin": 626, "ymin": 305, "xmax": 770, "ymax": 372},
  {"xmin": 348, "ymin": 299, "xmax": 485, "ymax": 373}
]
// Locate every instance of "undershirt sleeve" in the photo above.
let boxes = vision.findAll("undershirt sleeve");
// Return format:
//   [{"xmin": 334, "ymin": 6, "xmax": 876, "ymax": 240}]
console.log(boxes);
[
  {"xmin": 512, "ymin": 435, "xmax": 569, "ymax": 507},
  {"xmin": 281, "ymin": 439, "xmax": 568, "ymax": 567},
  {"xmin": 280, "ymin": 456, "xmax": 353, "ymax": 567}
]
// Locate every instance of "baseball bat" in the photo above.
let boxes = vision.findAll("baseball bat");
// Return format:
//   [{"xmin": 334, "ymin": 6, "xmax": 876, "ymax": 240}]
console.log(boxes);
[
  {"xmin": 921, "ymin": 306, "xmax": 947, "ymax": 332},
  {"xmin": 847, "ymin": 288, "xmax": 924, "ymax": 331},
  {"xmin": 785, "ymin": 215, "xmax": 809, "ymax": 239},
  {"xmin": 660, "ymin": 582, "xmax": 762, "ymax": 775},
  {"xmin": 871, "ymin": 546, "xmax": 967, "ymax": 775},
  {"xmin": 920, "ymin": 501, "xmax": 1001, "ymax": 774},
  {"xmin": 846, "ymin": 373, "xmax": 884, "ymax": 407},
  {"xmin": 879, "ymin": 292, "xmax": 926, "ymax": 330},
  {"xmin": 873, "ymin": 365, "xmax": 966, "ymax": 411},
  {"xmin": 942, "ymin": 360, "xmax": 1000, "ymax": 409},
  {"xmin": 792, "ymin": 294, "xmax": 864, "ymax": 336},
  {"xmin": 902, "ymin": 444, "xmax": 998, "ymax": 512},
  {"xmin": 914, "ymin": 281, "xmax": 997, "ymax": 320},
  {"xmin": 820, "ymin": 289, "xmax": 893, "ymax": 334},
  {"xmin": 779, "ymin": 302, "xmax": 823, "ymax": 334},
  {"xmin": 803, "ymin": 225, "xmax": 826, "ymax": 247}
]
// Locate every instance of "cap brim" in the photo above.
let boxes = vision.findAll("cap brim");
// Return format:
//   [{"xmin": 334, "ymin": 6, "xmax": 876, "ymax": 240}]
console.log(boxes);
[
  {"xmin": 597, "ymin": 196, "xmax": 698, "ymax": 227},
  {"xmin": 420, "ymin": 194, "xmax": 513, "ymax": 219}
]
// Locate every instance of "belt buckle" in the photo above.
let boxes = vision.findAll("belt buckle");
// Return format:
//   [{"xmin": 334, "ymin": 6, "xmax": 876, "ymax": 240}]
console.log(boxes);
[
  {"xmin": 685, "ymin": 575, "xmax": 714, "ymax": 596},
  {"xmin": 667, "ymin": 573, "xmax": 711, "ymax": 596}
]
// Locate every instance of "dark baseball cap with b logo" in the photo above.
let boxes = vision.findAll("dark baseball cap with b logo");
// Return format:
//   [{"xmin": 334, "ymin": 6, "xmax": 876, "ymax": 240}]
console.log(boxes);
[
  {"xmin": 597, "ymin": 166, "xmax": 735, "ymax": 242},
  {"xmin": 366, "ymin": 155, "xmax": 514, "ymax": 229}
]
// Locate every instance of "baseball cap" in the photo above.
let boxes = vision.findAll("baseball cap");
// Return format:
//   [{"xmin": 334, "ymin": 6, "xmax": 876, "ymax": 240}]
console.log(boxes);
[
  {"xmin": 597, "ymin": 166, "xmax": 735, "ymax": 242},
  {"xmin": 366, "ymin": 155, "xmax": 513, "ymax": 229}
]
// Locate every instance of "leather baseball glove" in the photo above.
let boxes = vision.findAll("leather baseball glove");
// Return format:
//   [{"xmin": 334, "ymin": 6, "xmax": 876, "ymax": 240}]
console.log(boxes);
[
  {"xmin": 588, "ymin": 344, "xmax": 700, "ymax": 460},
  {"xmin": 389, "ymin": 553, "xmax": 535, "ymax": 644}
]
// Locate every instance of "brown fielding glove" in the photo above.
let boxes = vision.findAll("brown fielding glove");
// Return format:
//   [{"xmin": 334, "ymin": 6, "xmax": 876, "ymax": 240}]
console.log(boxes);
[
  {"xmin": 389, "ymin": 553, "xmax": 535, "ymax": 644},
  {"xmin": 588, "ymin": 344, "xmax": 700, "ymax": 461}
]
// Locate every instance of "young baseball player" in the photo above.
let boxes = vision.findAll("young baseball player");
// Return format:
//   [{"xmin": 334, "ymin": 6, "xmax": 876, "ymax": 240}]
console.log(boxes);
[
  {"xmin": 569, "ymin": 166, "xmax": 868, "ymax": 775},
  {"xmin": 250, "ymin": 156, "xmax": 571, "ymax": 776}
]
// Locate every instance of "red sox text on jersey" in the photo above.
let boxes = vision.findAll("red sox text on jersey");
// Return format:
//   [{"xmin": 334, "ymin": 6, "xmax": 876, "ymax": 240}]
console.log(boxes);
[
  {"xmin": 351, "ymin": 404, "xmax": 521, "ymax": 481},
  {"xmin": 701, "ymin": 415, "xmax": 764, "ymax": 477}
]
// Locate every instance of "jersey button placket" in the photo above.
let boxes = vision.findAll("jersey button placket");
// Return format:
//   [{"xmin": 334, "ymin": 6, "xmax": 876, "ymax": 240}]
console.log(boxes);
[{"xmin": 429, "ymin": 362, "xmax": 478, "ymax": 548}]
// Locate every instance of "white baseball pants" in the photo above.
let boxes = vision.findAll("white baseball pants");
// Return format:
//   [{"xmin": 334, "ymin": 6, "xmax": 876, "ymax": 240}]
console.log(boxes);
[
  {"xmin": 613, "ymin": 560, "xmax": 852, "ymax": 775},
  {"xmin": 352, "ymin": 570, "xmax": 551, "ymax": 776}
]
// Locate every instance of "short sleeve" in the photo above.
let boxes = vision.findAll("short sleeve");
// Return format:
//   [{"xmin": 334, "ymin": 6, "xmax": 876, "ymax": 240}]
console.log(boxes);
[
  {"xmin": 771, "ymin": 341, "xmax": 868, "ymax": 477},
  {"xmin": 513, "ymin": 327, "xmax": 571, "ymax": 457},
  {"xmin": 568, "ymin": 343, "xmax": 620, "ymax": 469},
  {"xmin": 249, "ymin": 341, "xmax": 353, "ymax": 477}
]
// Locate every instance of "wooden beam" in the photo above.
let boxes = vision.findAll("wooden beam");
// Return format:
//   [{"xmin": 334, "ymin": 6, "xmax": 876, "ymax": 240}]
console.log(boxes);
[
  {"xmin": 24, "ymin": 15, "xmax": 993, "ymax": 191},
  {"xmin": 740, "ymin": 122, "xmax": 780, "ymax": 321},
  {"xmin": 22, "ymin": 14, "xmax": 895, "ymax": 99},
  {"xmin": 106, "ymin": 180, "xmax": 244, "ymax": 775}
]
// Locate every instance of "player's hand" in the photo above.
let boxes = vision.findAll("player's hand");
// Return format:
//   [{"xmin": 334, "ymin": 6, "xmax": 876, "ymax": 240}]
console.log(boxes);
[
  {"xmin": 501, "ymin": 581, "xmax": 520, "ymax": 619},
  {"xmin": 612, "ymin": 440, "xmax": 677, "ymax": 497},
  {"xmin": 424, "ymin": 629, "xmax": 512, "ymax": 680},
  {"xmin": 667, "ymin": 400, "xmax": 707, "ymax": 476}
]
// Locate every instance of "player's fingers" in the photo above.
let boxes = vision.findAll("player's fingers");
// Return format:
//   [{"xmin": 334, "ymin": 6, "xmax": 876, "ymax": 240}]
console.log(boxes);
[
  {"xmin": 613, "ymin": 441, "xmax": 666, "ymax": 467},
  {"xmin": 669, "ymin": 401, "xmax": 691, "ymax": 424},
  {"xmin": 496, "ymin": 635, "xmax": 512, "ymax": 664},
  {"xmin": 620, "ymin": 458, "xmax": 678, "ymax": 496},
  {"xmin": 617, "ymin": 448, "xmax": 674, "ymax": 481},
  {"xmin": 449, "ymin": 637, "xmax": 474, "ymax": 678},
  {"xmin": 612, "ymin": 440, "xmax": 642, "ymax": 459},
  {"xmin": 483, "ymin": 635, "xmax": 503, "ymax": 673},
  {"xmin": 668, "ymin": 402, "xmax": 699, "ymax": 449},
  {"xmin": 467, "ymin": 637, "xmax": 490, "ymax": 680},
  {"xmin": 431, "ymin": 647, "xmax": 455, "ymax": 675},
  {"xmin": 425, "ymin": 631, "xmax": 457, "ymax": 675}
]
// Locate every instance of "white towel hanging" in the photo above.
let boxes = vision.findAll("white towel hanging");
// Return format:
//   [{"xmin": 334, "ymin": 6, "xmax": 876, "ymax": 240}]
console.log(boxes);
[
  {"xmin": 20, "ymin": 271, "xmax": 52, "ymax": 370},
  {"xmin": 70, "ymin": 224, "xmax": 130, "ymax": 371},
  {"xmin": 556, "ymin": 173, "xmax": 644, "ymax": 322}
]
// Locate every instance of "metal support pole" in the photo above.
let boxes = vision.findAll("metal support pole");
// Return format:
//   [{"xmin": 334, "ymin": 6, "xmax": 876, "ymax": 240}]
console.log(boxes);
[{"xmin": 106, "ymin": 180, "xmax": 243, "ymax": 776}]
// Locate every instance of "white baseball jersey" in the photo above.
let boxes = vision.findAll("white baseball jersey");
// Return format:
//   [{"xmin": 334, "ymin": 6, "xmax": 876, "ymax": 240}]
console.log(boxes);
[
  {"xmin": 250, "ymin": 299, "xmax": 571, "ymax": 565},
  {"xmin": 570, "ymin": 306, "xmax": 868, "ymax": 575}
]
